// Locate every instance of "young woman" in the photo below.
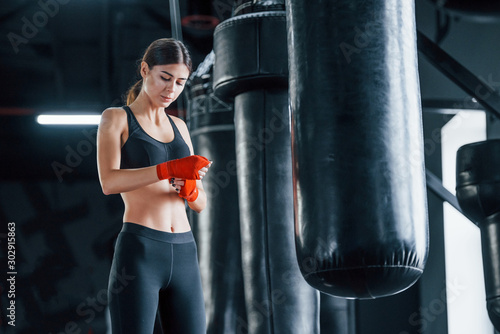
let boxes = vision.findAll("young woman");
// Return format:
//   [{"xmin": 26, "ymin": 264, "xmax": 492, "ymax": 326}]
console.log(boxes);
[{"xmin": 97, "ymin": 38, "xmax": 211, "ymax": 333}]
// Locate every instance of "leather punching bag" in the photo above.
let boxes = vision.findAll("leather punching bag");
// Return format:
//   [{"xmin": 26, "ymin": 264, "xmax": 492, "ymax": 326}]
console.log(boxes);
[
  {"xmin": 286, "ymin": 0, "xmax": 429, "ymax": 298},
  {"xmin": 456, "ymin": 140, "xmax": 500, "ymax": 331},
  {"xmin": 213, "ymin": 1, "xmax": 319, "ymax": 333},
  {"xmin": 320, "ymin": 293, "xmax": 353, "ymax": 333},
  {"xmin": 187, "ymin": 52, "xmax": 247, "ymax": 333}
]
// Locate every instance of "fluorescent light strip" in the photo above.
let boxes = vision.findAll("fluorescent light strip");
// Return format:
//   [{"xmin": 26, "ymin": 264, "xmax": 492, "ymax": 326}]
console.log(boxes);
[{"xmin": 37, "ymin": 114, "xmax": 101, "ymax": 125}]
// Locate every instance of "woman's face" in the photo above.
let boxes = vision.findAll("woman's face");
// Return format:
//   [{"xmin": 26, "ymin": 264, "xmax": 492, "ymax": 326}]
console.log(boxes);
[{"xmin": 141, "ymin": 62, "xmax": 190, "ymax": 108}]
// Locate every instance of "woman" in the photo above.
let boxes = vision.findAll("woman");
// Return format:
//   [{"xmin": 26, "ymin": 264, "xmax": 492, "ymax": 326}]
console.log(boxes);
[{"xmin": 97, "ymin": 38, "xmax": 211, "ymax": 333}]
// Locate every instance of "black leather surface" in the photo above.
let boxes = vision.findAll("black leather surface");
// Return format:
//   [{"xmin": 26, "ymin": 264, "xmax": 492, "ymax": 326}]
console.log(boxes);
[
  {"xmin": 286, "ymin": 0, "xmax": 429, "ymax": 299},
  {"xmin": 234, "ymin": 90, "xmax": 319, "ymax": 334},
  {"xmin": 456, "ymin": 139, "xmax": 500, "ymax": 330},
  {"xmin": 320, "ymin": 293, "xmax": 352, "ymax": 333},
  {"xmin": 234, "ymin": 0, "xmax": 286, "ymax": 16},
  {"xmin": 213, "ymin": 11, "xmax": 288, "ymax": 98},
  {"xmin": 187, "ymin": 53, "xmax": 247, "ymax": 334},
  {"xmin": 213, "ymin": 8, "xmax": 320, "ymax": 333}
]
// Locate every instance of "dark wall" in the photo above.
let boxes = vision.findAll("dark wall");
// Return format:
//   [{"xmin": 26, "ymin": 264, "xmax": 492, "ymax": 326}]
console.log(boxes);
[{"xmin": 0, "ymin": 179, "xmax": 124, "ymax": 333}]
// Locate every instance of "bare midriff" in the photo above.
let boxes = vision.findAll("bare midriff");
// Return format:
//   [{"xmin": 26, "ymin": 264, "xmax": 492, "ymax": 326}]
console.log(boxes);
[{"xmin": 121, "ymin": 179, "xmax": 190, "ymax": 233}]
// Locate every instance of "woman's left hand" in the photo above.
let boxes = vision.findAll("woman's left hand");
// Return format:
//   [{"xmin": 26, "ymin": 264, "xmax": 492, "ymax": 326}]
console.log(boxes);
[{"xmin": 198, "ymin": 161, "xmax": 212, "ymax": 180}]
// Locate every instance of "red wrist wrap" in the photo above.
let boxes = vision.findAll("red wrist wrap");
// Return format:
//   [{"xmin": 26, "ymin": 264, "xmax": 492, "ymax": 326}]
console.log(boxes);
[
  {"xmin": 179, "ymin": 179, "xmax": 199, "ymax": 202},
  {"xmin": 156, "ymin": 163, "xmax": 169, "ymax": 181},
  {"xmin": 156, "ymin": 155, "xmax": 210, "ymax": 181}
]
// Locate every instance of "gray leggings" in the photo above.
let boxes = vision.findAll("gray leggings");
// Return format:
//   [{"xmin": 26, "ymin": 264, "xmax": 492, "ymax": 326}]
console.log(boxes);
[{"xmin": 108, "ymin": 222, "xmax": 206, "ymax": 334}]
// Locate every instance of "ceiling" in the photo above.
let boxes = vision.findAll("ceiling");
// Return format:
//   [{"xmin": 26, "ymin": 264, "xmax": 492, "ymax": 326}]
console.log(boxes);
[{"xmin": 0, "ymin": 0, "xmax": 231, "ymax": 113}]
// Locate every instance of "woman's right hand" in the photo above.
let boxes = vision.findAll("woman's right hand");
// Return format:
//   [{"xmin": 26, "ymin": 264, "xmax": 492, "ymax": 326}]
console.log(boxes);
[{"xmin": 157, "ymin": 155, "xmax": 211, "ymax": 180}]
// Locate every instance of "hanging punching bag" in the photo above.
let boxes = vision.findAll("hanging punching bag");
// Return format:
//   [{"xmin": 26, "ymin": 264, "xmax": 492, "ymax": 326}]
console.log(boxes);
[
  {"xmin": 213, "ymin": 1, "xmax": 319, "ymax": 333},
  {"xmin": 456, "ymin": 140, "xmax": 500, "ymax": 331},
  {"xmin": 320, "ymin": 293, "xmax": 353, "ymax": 333},
  {"xmin": 286, "ymin": 0, "xmax": 429, "ymax": 299},
  {"xmin": 186, "ymin": 52, "xmax": 247, "ymax": 333}
]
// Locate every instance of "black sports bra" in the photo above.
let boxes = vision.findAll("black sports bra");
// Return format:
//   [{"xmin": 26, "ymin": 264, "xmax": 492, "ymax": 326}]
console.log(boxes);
[{"xmin": 120, "ymin": 106, "xmax": 191, "ymax": 169}]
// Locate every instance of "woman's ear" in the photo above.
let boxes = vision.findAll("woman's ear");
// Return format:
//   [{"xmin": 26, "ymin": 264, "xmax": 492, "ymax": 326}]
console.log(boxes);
[{"xmin": 140, "ymin": 61, "xmax": 149, "ymax": 79}]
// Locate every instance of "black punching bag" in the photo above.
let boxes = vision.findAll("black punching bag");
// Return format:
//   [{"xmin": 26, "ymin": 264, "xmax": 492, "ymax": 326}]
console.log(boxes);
[
  {"xmin": 286, "ymin": 0, "xmax": 429, "ymax": 298},
  {"xmin": 456, "ymin": 140, "xmax": 500, "ymax": 331},
  {"xmin": 186, "ymin": 52, "xmax": 247, "ymax": 333},
  {"xmin": 320, "ymin": 294, "xmax": 353, "ymax": 333},
  {"xmin": 213, "ymin": 1, "xmax": 319, "ymax": 333}
]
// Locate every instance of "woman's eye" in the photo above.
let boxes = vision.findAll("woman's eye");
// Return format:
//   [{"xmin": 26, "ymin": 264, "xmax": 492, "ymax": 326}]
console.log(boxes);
[
  {"xmin": 161, "ymin": 77, "xmax": 171, "ymax": 81},
  {"xmin": 176, "ymin": 82, "xmax": 184, "ymax": 86}
]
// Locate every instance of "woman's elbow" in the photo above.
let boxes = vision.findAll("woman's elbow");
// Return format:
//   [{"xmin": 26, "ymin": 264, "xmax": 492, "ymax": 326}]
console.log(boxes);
[
  {"xmin": 100, "ymin": 178, "xmax": 119, "ymax": 195},
  {"xmin": 101, "ymin": 187, "xmax": 113, "ymax": 196},
  {"xmin": 101, "ymin": 185, "xmax": 113, "ymax": 196}
]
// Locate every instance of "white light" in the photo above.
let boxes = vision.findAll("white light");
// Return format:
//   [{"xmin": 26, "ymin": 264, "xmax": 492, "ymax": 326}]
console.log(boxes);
[{"xmin": 37, "ymin": 114, "xmax": 101, "ymax": 125}]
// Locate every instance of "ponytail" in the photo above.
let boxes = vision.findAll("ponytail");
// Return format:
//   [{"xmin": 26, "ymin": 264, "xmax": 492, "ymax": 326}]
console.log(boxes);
[{"xmin": 126, "ymin": 79, "xmax": 143, "ymax": 105}]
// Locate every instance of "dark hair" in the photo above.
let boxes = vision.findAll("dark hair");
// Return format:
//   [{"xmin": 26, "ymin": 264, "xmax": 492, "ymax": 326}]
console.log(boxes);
[{"xmin": 126, "ymin": 38, "xmax": 192, "ymax": 105}]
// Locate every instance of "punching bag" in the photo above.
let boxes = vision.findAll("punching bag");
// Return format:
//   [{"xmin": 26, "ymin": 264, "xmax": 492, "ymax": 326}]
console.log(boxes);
[
  {"xmin": 186, "ymin": 52, "xmax": 247, "ymax": 333},
  {"xmin": 456, "ymin": 140, "xmax": 500, "ymax": 331},
  {"xmin": 286, "ymin": 0, "xmax": 429, "ymax": 298},
  {"xmin": 320, "ymin": 293, "xmax": 353, "ymax": 333},
  {"xmin": 213, "ymin": 1, "xmax": 319, "ymax": 333}
]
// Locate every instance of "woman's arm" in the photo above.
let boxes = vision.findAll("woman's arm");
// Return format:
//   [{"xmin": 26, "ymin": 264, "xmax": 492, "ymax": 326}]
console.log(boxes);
[
  {"xmin": 187, "ymin": 180, "xmax": 208, "ymax": 213},
  {"xmin": 97, "ymin": 108, "xmax": 160, "ymax": 195},
  {"xmin": 173, "ymin": 116, "xmax": 211, "ymax": 213}
]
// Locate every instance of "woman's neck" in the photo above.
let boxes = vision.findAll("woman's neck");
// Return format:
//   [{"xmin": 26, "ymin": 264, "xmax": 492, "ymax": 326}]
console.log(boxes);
[{"xmin": 129, "ymin": 93, "xmax": 166, "ymax": 122}]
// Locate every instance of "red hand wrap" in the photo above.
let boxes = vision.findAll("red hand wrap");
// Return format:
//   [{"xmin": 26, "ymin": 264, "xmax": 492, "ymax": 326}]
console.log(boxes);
[
  {"xmin": 178, "ymin": 179, "xmax": 198, "ymax": 202},
  {"xmin": 156, "ymin": 155, "xmax": 210, "ymax": 181}
]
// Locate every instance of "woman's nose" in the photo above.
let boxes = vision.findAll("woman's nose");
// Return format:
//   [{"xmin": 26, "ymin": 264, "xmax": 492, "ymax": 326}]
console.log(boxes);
[{"xmin": 165, "ymin": 81, "xmax": 175, "ymax": 93}]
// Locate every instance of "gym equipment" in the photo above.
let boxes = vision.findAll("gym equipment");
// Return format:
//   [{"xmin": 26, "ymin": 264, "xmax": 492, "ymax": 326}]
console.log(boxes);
[
  {"xmin": 456, "ymin": 139, "xmax": 500, "ymax": 331},
  {"xmin": 186, "ymin": 52, "xmax": 247, "ymax": 333},
  {"xmin": 286, "ymin": 0, "xmax": 429, "ymax": 299},
  {"xmin": 213, "ymin": 1, "xmax": 319, "ymax": 333}
]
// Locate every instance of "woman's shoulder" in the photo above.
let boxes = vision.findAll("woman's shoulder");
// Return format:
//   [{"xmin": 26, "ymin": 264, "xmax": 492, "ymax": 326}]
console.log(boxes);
[
  {"xmin": 168, "ymin": 114, "xmax": 188, "ymax": 131},
  {"xmin": 99, "ymin": 107, "xmax": 128, "ymax": 131},
  {"xmin": 102, "ymin": 107, "xmax": 127, "ymax": 118}
]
